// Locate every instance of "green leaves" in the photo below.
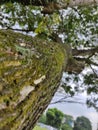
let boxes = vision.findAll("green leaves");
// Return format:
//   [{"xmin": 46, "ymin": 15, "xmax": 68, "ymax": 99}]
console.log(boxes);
[
  {"xmin": 84, "ymin": 74, "xmax": 95, "ymax": 85},
  {"xmin": 62, "ymin": 83, "xmax": 75, "ymax": 96},
  {"xmin": 73, "ymin": 116, "xmax": 92, "ymax": 130},
  {"xmin": 1, "ymin": 3, "xmax": 97, "ymax": 48},
  {"xmin": 84, "ymin": 73, "xmax": 98, "ymax": 94},
  {"xmin": 0, "ymin": 3, "xmax": 42, "ymax": 31},
  {"xmin": 46, "ymin": 108, "xmax": 64, "ymax": 128}
]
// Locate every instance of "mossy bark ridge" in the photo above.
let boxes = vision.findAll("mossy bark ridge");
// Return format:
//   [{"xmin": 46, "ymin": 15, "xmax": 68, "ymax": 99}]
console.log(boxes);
[{"xmin": 0, "ymin": 30, "xmax": 67, "ymax": 130}]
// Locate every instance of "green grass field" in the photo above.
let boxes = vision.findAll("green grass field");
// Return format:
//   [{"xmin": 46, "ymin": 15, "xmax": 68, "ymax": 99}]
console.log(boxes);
[{"xmin": 33, "ymin": 125, "xmax": 47, "ymax": 130}]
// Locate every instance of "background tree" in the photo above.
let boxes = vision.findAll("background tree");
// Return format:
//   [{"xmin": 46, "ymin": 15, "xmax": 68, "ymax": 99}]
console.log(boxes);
[
  {"xmin": 61, "ymin": 124, "xmax": 72, "ymax": 130},
  {"xmin": 46, "ymin": 108, "xmax": 64, "ymax": 129},
  {"xmin": 73, "ymin": 116, "xmax": 92, "ymax": 130},
  {"xmin": 38, "ymin": 114, "xmax": 46, "ymax": 125},
  {"xmin": 64, "ymin": 114, "xmax": 73, "ymax": 127},
  {"xmin": 61, "ymin": 114, "xmax": 73, "ymax": 130}
]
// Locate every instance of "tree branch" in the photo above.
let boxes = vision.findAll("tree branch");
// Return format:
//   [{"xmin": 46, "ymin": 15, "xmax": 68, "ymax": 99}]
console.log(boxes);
[
  {"xmin": 51, "ymin": 97, "xmax": 85, "ymax": 105},
  {"xmin": 74, "ymin": 57, "xmax": 98, "ymax": 66},
  {"xmin": 0, "ymin": 0, "xmax": 98, "ymax": 14},
  {"xmin": 89, "ymin": 64, "xmax": 98, "ymax": 77},
  {"xmin": 5, "ymin": 27, "xmax": 34, "ymax": 33},
  {"xmin": 0, "ymin": 0, "xmax": 98, "ymax": 6},
  {"xmin": 72, "ymin": 46, "xmax": 98, "ymax": 57}
]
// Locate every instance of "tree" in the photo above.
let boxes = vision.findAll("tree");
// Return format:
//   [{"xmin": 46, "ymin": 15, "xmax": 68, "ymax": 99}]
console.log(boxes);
[
  {"xmin": 61, "ymin": 114, "xmax": 73, "ymax": 130},
  {"xmin": 38, "ymin": 114, "xmax": 46, "ymax": 124},
  {"xmin": 61, "ymin": 124, "xmax": 72, "ymax": 130},
  {"xmin": 73, "ymin": 116, "xmax": 92, "ymax": 130},
  {"xmin": 64, "ymin": 114, "xmax": 74, "ymax": 127},
  {"xmin": 46, "ymin": 108, "xmax": 64, "ymax": 128},
  {"xmin": 0, "ymin": 0, "xmax": 98, "ymax": 130}
]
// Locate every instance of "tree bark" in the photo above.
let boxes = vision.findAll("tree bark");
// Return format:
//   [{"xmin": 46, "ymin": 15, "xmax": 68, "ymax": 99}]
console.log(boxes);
[
  {"xmin": 0, "ymin": 29, "xmax": 67, "ymax": 130},
  {"xmin": 0, "ymin": 28, "xmax": 85, "ymax": 129},
  {"xmin": 0, "ymin": 0, "xmax": 98, "ymax": 7}
]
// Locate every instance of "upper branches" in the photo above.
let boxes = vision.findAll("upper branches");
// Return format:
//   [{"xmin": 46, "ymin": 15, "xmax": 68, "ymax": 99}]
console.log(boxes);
[
  {"xmin": 72, "ymin": 46, "xmax": 98, "ymax": 67},
  {"xmin": 0, "ymin": 0, "xmax": 98, "ymax": 14}
]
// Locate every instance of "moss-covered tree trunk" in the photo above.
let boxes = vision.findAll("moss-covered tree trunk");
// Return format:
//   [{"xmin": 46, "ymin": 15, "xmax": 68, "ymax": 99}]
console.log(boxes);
[{"xmin": 0, "ymin": 30, "xmax": 67, "ymax": 130}]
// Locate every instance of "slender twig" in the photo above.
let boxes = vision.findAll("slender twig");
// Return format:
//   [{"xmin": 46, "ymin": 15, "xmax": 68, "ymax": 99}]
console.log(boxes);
[
  {"xmin": 51, "ymin": 99, "xmax": 85, "ymax": 105},
  {"xmin": 5, "ymin": 27, "xmax": 34, "ymax": 33},
  {"xmin": 89, "ymin": 64, "xmax": 98, "ymax": 77}
]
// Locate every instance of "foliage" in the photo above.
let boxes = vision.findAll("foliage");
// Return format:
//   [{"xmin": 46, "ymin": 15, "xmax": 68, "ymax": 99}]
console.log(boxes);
[
  {"xmin": 64, "ymin": 114, "xmax": 73, "ymax": 126},
  {"xmin": 73, "ymin": 116, "xmax": 92, "ymax": 130},
  {"xmin": 0, "ymin": 1, "xmax": 98, "ymax": 109},
  {"xmin": 38, "ymin": 114, "xmax": 46, "ymax": 124},
  {"xmin": 38, "ymin": 109, "xmax": 92, "ymax": 130},
  {"xmin": 46, "ymin": 108, "xmax": 64, "ymax": 128},
  {"xmin": 61, "ymin": 124, "xmax": 72, "ymax": 130},
  {"xmin": 39, "ymin": 108, "xmax": 74, "ymax": 129}
]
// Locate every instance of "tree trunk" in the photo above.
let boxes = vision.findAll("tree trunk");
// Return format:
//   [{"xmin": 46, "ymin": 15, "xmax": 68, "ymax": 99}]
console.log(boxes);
[{"xmin": 0, "ymin": 30, "xmax": 67, "ymax": 130}]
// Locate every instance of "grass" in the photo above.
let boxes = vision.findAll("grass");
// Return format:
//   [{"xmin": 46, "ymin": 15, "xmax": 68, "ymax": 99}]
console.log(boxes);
[{"xmin": 33, "ymin": 125, "xmax": 47, "ymax": 130}]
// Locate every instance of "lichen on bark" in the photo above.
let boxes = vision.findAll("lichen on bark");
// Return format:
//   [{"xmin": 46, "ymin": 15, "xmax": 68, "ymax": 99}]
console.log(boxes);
[{"xmin": 0, "ymin": 29, "xmax": 67, "ymax": 130}]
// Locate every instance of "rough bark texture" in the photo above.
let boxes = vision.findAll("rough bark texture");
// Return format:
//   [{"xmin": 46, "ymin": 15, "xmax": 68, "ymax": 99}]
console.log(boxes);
[
  {"xmin": 0, "ymin": 30, "xmax": 67, "ymax": 130},
  {"xmin": 0, "ymin": 0, "xmax": 98, "ymax": 7}
]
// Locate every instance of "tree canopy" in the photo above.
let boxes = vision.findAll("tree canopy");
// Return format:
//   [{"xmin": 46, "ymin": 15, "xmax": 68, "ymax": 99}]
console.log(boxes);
[
  {"xmin": 46, "ymin": 108, "xmax": 64, "ymax": 128},
  {"xmin": 73, "ymin": 116, "xmax": 92, "ymax": 130}
]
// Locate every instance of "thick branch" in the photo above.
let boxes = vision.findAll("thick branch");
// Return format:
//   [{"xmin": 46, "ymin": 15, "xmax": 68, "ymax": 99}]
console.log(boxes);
[
  {"xmin": 50, "ymin": 33, "xmax": 85, "ymax": 74},
  {"xmin": 0, "ymin": 0, "xmax": 98, "ymax": 6},
  {"xmin": 0, "ymin": 0, "xmax": 98, "ymax": 14},
  {"xmin": 72, "ymin": 46, "xmax": 98, "ymax": 57},
  {"xmin": 74, "ymin": 57, "xmax": 98, "ymax": 66}
]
